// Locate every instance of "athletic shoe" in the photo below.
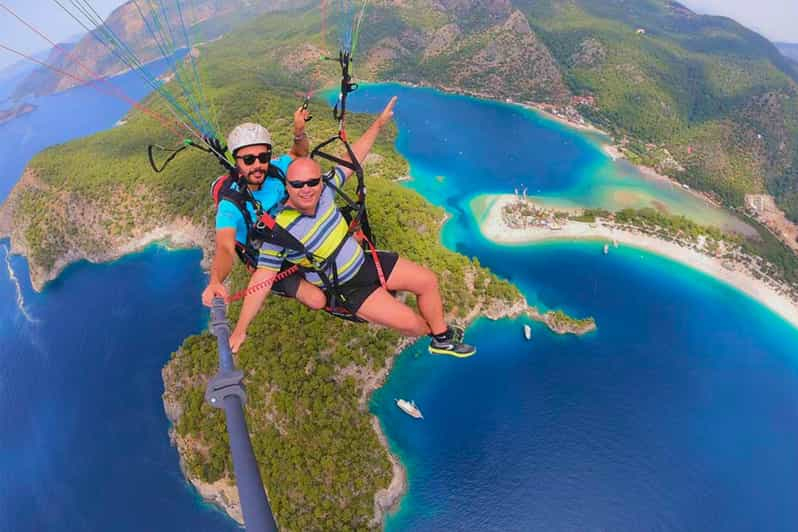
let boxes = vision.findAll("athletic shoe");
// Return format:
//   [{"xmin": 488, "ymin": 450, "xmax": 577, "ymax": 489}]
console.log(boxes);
[{"xmin": 428, "ymin": 336, "xmax": 476, "ymax": 358}]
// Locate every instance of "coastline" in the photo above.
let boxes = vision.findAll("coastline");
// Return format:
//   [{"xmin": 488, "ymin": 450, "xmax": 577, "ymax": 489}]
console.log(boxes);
[
  {"xmin": 477, "ymin": 195, "xmax": 798, "ymax": 330},
  {"xmin": 9, "ymin": 75, "xmax": 787, "ymax": 527},
  {"xmin": 382, "ymin": 80, "xmax": 732, "ymax": 208},
  {"xmin": 0, "ymin": 169, "xmax": 213, "ymax": 291}
]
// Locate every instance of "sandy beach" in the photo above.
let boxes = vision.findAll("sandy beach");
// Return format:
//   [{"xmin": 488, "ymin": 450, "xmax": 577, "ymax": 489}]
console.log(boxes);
[{"xmin": 477, "ymin": 195, "xmax": 798, "ymax": 330}]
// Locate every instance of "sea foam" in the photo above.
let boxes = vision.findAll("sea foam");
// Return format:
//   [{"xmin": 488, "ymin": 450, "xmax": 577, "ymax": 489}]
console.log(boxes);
[{"xmin": 2, "ymin": 244, "xmax": 37, "ymax": 323}]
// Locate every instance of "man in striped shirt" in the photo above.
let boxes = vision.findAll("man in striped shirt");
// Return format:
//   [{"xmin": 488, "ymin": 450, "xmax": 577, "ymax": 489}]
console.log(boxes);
[{"xmin": 229, "ymin": 96, "xmax": 475, "ymax": 358}]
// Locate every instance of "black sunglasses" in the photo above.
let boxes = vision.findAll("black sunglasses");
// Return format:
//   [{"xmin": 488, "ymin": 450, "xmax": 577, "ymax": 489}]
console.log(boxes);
[
  {"xmin": 287, "ymin": 177, "xmax": 322, "ymax": 189},
  {"xmin": 236, "ymin": 152, "xmax": 271, "ymax": 166}
]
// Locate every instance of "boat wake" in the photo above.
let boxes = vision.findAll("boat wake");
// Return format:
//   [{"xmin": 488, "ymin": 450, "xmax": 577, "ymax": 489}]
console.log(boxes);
[{"xmin": 2, "ymin": 244, "xmax": 38, "ymax": 323}]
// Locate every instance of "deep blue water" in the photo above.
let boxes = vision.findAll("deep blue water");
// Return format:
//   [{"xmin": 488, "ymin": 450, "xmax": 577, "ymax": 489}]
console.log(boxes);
[
  {"xmin": 0, "ymin": 65, "xmax": 238, "ymax": 530},
  {"xmin": 3, "ymin": 73, "xmax": 798, "ymax": 532},
  {"xmin": 350, "ymin": 85, "xmax": 798, "ymax": 531}
]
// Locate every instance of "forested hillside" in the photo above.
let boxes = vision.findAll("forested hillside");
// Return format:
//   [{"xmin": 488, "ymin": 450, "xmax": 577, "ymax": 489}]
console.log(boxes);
[
  {"xmin": 11, "ymin": 0, "xmax": 314, "ymax": 98},
  {"xmin": 514, "ymin": 0, "xmax": 798, "ymax": 219},
  {"xmin": 330, "ymin": 0, "xmax": 798, "ymax": 221},
  {"xmin": 12, "ymin": 0, "xmax": 798, "ymax": 220}
]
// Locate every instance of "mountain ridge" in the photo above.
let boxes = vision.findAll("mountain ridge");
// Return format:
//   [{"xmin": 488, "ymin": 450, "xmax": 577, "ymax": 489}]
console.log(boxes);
[{"xmin": 10, "ymin": 0, "xmax": 314, "ymax": 99}]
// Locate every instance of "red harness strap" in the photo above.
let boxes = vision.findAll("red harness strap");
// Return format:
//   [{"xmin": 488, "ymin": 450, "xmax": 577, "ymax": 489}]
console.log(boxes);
[
  {"xmin": 356, "ymin": 229, "xmax": 387, "ymax": 289},
  {"xmin": 256, "ymin": 211, "xmax": 277, "ymax": 230},
  {"xmin": 227, "ymin": 215, "xmax": 385, "ymax": 315},
  {"xmin": 226, "ymin": 264, "xmax": 300, "ymax": 303}
]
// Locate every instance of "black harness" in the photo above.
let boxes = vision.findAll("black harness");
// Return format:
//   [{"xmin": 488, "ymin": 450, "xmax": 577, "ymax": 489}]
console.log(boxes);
[
  {"xmin": 211, "ymin": 166, "xmax": 290, "ymax": 270},
  {"xmin": 213, "ymin": 166, "xmax": 377, "ymax": 322},
  {"xmin": 154, "ymin": 48, "xmax": 380, "ymax": 321}
]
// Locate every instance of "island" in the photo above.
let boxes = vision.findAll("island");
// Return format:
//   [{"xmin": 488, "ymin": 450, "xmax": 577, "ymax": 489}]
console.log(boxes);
[{"xmin": 533, "ymin": 308, "xmax": 597, "ymax": 335}]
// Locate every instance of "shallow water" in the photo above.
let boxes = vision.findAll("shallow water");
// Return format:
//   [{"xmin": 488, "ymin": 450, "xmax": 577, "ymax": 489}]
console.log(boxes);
[{"xmin": 346, "ymin": 84, "xmax": 798, "ymax": 532}]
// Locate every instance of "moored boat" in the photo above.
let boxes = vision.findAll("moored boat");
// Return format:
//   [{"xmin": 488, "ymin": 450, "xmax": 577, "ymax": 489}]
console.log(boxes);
[
  {"xmin": 523, "ymin": 324, "xmax": 532, "ymax": 340},
  {"xmin": 396, "ymin": 399, "xmax": 423, "ymax": 419}
]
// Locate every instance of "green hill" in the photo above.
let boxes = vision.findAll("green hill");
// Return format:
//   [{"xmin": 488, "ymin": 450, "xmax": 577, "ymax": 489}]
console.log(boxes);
[
  {"xmin": 515, "ymin": 0, "xmax": 798, "ymax": 216},
  {"xmin": 332, "ymin": 0, "xmax": 798, "ymax": 221}
]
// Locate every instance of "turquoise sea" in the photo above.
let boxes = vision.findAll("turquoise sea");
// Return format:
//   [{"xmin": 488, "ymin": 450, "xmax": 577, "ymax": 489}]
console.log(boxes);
[
  {"xmin": 1, "ymin": 74, "xmax": 797, "ymax": 532},
  {"xmin": 345, "ymin": 84, "xmax": 798, "ymax": 531}
]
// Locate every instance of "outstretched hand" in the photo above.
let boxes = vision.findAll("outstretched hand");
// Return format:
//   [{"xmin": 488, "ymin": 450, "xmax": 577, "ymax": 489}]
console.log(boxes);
[{"xmin": 376, "ymin": 96, "xmax": 397, "ymax": 128}]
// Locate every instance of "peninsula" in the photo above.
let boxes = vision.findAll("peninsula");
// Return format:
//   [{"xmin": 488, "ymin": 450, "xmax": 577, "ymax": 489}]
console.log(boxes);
[
  {"xmin": 0, "ymin": 90, "xmax": 595, "ymax": 532},
  {"xmin": 477, "ymin": 195, "xmax": 798, "ymax": 329}
]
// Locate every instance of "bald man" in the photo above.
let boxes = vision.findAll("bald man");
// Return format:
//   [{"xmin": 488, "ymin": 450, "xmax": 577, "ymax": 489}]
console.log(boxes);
[{"xmin": 229, "ymin": 97, "xmax": 475, "ymax": 358}]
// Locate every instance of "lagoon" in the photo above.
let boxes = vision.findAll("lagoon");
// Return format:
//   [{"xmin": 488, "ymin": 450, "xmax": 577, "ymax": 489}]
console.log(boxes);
[{"xmin": 348, "ymin": 84, "xmax": 798, "ymax": 531}]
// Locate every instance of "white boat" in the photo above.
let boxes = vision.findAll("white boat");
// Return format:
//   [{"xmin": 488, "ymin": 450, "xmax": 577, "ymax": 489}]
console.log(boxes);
[
  {"xmin": 523, "ymin": 324, "xmax": 532, "ymax": 340},
  {"xmin": 603, "ymin": 244, "xmax": 609, "ymax": 254},
  {"xmin": 396, "ymin": 399, "xmax": 423, "ymax": 419}
]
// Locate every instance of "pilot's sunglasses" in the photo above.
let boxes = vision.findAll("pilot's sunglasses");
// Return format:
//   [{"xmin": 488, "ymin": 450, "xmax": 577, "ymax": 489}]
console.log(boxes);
[
  {"xmin": 237, "ymin": 152, "xmax": 271, "ymax": 165},
  {"xmin": 287, "ymin": 177, "xmax": 322, "ymax": 189}
]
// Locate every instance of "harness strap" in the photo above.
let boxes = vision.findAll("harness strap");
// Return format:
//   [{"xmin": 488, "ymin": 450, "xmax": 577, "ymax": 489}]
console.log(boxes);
[
  {"xmin": 357, "ymin": 229, "xmax": 387, "ymax": 289},
  {"xmin": 148, "ymin": 144, "xmax": 189, "ymax": 173},
  {"xmin": 226, "ymin": 263, "xmax": 301, "ymax": 303}
]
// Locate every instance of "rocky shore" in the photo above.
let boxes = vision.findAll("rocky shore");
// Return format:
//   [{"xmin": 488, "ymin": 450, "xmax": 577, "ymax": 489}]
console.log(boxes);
[{"xmin": 0, "ymin": 170, "xmax": 213, "ymax": 291}]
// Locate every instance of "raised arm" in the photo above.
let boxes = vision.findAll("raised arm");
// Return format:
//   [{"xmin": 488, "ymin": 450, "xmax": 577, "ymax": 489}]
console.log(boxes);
[
  {"xmin": 338, "ymin": 96, "xmax": 397, "ymax": 181},
  {"xmin": 289, "ymin": 105, "xmax": 311, "ymax": 158},
  {"xmin": 229, "ymin": 268, "xmax": 277, "ymax": 352}
]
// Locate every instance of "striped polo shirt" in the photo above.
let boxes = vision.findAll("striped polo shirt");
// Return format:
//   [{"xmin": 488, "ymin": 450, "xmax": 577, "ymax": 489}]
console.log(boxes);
[{"xmin": 257, "ymin": 167, "xmax": 365, "ymax": 287}]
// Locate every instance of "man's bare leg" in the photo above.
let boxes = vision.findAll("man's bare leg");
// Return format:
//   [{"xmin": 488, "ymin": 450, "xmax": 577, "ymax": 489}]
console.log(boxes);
[
  {"xmin": 355, "ymin": 258, "xmax": 476, "ymax": 357},
  {"xmin": 295, "ymin": 279, "xmax": 327, "ymax": 310},
  {"xmin": 382, "ymin": 257, "xmax": 448, "ymax": 335},
  {"xmin": 355, "ymin": 287, "xmax": 430, "ymax": 336}
]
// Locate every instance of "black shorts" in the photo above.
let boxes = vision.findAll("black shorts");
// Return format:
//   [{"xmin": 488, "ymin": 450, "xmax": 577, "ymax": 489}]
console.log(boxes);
[
  {"xmin": 333, "ymin": 251, "xmax": 399, "ymax": 313},
  {"xmin": 271, "ymin": 261, "xmax": 302, "ymax": 298}
]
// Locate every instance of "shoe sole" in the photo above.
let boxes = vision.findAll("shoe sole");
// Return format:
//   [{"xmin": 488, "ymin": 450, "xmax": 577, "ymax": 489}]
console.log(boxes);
[{"xmin": 428, "ymin": 346, "xmax": 477, "ymax": 358}]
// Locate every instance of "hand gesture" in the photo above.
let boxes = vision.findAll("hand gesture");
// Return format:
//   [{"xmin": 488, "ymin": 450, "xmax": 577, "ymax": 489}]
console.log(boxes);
[
  {"xmin": 229, "ymin": 328, "xmax": 247, "ymax": 353},
  {"xmin": 202, "ymin": 281, "xmax": 228, "ymax": 307},
  {"xmin": 294, "ymin": 105, "xmax": 311, "ymax": 132},
  {"xmin": 376, "ymin": 96, "xmax": 397, "ymax": 128}
]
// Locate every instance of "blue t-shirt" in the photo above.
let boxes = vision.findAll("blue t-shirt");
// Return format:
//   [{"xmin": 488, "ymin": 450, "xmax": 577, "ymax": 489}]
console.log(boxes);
[{"xmin": 215, "ymin": 154, "xmax": 291, "ymax": 243}]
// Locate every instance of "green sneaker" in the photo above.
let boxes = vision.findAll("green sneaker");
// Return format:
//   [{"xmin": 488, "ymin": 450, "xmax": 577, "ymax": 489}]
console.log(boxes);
[{"xmin": 428, "ymin": 336, "xmax": 476, "ymax": 358}]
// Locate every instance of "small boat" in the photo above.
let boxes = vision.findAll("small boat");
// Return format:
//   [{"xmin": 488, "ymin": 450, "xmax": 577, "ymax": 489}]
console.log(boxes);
[
  {"xmin": 396, "ymin": 399, "xmax": 423, "ymax": 419},
  {"xmin": 613, "ymin": 239, "xmax": 619, "ymax": 248},
  {"xmin": 523, "ymin": 324, "xmax": 532, "ymax": 340},
  {"xmin": 603, "ymin": 244, "xmax": 609, "ymax": 255}
]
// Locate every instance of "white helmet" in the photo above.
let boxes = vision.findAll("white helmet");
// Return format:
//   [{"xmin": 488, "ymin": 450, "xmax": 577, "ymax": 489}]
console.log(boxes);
[{"xmin": 227, "ymin": 122, "xmax": 273, "ymax": 155}]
